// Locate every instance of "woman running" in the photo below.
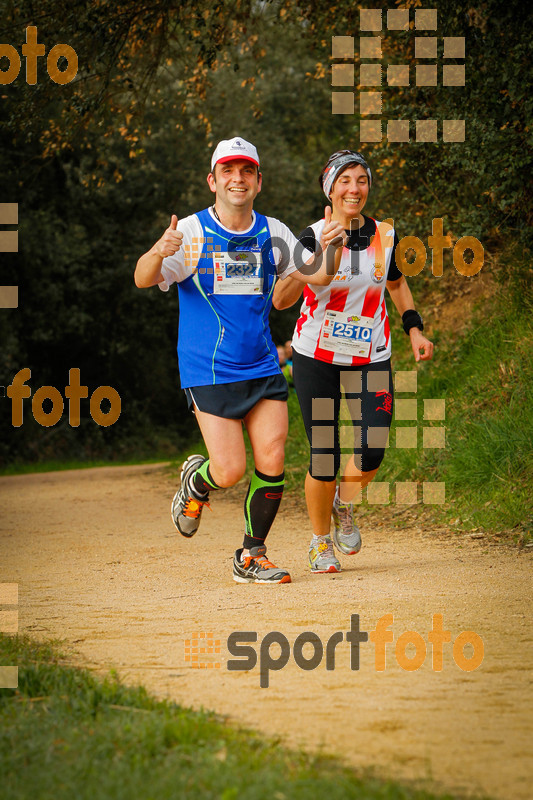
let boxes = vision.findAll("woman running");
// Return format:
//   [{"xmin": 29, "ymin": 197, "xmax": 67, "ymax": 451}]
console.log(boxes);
[{"xmin": 273, "ymin": 150, "xmax": 434, "ymax": 573}]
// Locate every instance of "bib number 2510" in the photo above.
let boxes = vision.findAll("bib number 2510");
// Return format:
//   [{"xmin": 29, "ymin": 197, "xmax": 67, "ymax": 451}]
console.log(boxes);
[{"xmin": 332, "ymin": 322, "xmax": 371, "ymax": 341}]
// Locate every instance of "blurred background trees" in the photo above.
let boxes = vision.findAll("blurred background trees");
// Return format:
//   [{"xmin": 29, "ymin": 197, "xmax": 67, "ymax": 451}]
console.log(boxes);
[{"xmin": 1, "ymin": 0, "xmax": 531, "ymax": 467}]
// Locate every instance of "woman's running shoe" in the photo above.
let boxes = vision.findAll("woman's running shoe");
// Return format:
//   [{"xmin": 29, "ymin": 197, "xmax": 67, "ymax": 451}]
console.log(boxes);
[
  {"xmin": 332, "ymin": 489, "xmax": 362, "ymax": 555},
  {"xmin": 308, "ymin": 535, "xmax": 341, "ymax": 573}
]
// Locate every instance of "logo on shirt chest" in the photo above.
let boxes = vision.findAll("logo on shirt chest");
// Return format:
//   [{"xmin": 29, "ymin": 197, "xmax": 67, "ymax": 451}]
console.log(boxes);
[
  {"xmin": 333, "ymin": 252, "xmax": 384, "ymax": 283},
  {"xmin": 333, "ymin": 257, "xmax": 358, "ymax": 282},
  {"xmin": 370, "ymin": 262, "xmax": 385, "ymax": 284}
]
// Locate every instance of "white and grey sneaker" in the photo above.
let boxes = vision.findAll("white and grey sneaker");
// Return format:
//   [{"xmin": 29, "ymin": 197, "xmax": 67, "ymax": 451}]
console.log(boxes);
[
  {"xmin": 171, "ymin": 454, "xmax": 209, "ymax": 537},
  {"xmin": 332, "ymin": 488, "xmax": 362, "ymax": 555},
  {"xmin": 308, "ymin": 535, "xmax": 341, "ymax": 573},
  {"xmin": 233, "ymin": 546, "xmax": 291, "ymax": 584}
]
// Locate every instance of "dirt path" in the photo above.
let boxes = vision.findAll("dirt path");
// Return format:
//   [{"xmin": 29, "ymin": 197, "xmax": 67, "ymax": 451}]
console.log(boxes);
[{"xmin": 1, "ymin": 464, "xmax": 531, "ymax": 799}]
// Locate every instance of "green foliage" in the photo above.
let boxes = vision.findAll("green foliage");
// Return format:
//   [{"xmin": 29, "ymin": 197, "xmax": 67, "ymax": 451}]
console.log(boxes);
[
  {"xmin": 375, "ymin": 258, "xmax": 533, "ymax": 539},
  {"xmin": 369, "ymin": 0, "xmax": 532, "ymax": 250}
]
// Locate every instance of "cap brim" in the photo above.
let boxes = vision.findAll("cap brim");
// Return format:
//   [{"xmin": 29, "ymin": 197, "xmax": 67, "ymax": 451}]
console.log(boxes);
[{"xmin": 215, "ymin": 155, "xmax": 259, "ymax": 166}]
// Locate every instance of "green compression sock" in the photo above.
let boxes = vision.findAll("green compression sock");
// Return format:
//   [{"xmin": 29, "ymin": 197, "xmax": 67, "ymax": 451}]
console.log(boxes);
[
  {"xmin": 193, "ymin": 459, "xmax": 221, "ymax": 496},
  {"xmin": 243, "ymin": 469, "xmax": 285, "ymax": 550}
]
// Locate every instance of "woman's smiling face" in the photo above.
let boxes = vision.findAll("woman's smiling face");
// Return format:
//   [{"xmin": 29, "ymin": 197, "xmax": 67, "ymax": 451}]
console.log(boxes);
[{"xmin": 329, "ymin": 164, "xmax": 370, "ymax": 224}]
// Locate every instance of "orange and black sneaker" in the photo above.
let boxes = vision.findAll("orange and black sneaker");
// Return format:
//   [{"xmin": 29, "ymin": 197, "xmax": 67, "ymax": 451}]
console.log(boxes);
[
  {"xmin": 171, "ymin": 454, "xmax": 210, "ymax": 537},
  {"xmin": 233, "ymin": 545, "xmax": 291, "ymax": 584}
]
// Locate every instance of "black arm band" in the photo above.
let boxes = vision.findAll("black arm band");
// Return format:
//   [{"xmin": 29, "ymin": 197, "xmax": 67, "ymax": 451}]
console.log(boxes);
[{"xmin": 402, "ymin": 309, "xmax": 424, "ymax": 334}]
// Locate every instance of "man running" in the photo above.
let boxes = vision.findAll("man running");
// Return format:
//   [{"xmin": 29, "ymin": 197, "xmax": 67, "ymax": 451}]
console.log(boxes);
[{"xmin": 135, "ymin": 137, "xmax": 345, "ymax": 584}]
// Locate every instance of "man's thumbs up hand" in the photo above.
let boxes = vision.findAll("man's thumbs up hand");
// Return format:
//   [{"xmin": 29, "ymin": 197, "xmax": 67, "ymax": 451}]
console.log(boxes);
[{"xmin": 155, "ymin": 215, "xmax": 183, "ymax": 258}]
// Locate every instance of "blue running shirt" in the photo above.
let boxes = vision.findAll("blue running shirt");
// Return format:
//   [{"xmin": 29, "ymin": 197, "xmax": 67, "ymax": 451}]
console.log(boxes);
[{"xmin": 159, "ymin": 208, "xmax": 301, "ymax": 388}]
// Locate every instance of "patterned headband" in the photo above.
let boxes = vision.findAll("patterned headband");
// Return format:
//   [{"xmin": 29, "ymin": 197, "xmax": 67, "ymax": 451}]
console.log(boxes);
[{"xmin": 322, "ymin": 152, "xmax": 372, "ymax": 198}]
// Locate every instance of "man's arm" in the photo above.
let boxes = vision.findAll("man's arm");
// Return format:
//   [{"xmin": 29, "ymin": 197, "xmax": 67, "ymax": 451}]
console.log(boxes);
[
  {"xmin": 386, "ymin": 275, "xmax": 434, "ymax": 362},
  {"xmin": 134, "ymin": 215, "xmax": 183, "ymax": 288},
  {"xmin": 272, "ymin": 274, "xmax": 304, "ymax": 310}
]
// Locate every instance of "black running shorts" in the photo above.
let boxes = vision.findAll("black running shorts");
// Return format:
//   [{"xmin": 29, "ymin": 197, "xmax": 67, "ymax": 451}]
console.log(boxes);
[{"xmin": 184, "ymin": 373, "xmax": 288, "ymax": 420}]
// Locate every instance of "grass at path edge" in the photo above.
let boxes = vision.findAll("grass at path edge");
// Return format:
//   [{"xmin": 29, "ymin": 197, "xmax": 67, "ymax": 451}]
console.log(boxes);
[{"xmin": 0, "ymin": 634, "xmax": 485, "ymax": 800}]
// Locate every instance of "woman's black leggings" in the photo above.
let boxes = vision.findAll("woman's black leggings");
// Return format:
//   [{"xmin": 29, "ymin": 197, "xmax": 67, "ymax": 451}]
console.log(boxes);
[{"xmin": 291, "ymin": 349, "xmax": 394, "ymax": 482}]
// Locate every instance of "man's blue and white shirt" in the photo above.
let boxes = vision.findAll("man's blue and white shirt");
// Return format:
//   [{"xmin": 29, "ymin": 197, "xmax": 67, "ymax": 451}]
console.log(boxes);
[{"xmin": 159, "ymin": 207, "xmax": 308, "ymax": 388}]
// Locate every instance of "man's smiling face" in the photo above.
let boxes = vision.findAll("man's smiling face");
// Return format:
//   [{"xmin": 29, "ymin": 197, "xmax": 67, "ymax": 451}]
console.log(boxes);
[{"xmin": 207, "ymin": 159, "xmax": 262, "ymax": 212}]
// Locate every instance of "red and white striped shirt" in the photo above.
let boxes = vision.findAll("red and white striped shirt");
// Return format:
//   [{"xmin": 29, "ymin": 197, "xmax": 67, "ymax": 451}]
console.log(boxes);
[{"xmin": 292, "ymin": 216, "xmax": 399, "ymax": 366}]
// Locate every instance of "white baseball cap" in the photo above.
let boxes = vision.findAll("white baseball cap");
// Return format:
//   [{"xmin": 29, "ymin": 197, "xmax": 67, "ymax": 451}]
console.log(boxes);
[{"xmin": 210, "ymin": 137, "xmax": 260, "ymax": 170}]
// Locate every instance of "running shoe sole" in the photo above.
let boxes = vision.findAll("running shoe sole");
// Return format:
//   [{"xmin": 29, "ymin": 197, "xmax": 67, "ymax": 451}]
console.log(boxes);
[
  {"xmin": 233, "ymin": 574, "xmax": 292, "ymax": 584},
  {"xmin": 310, "ymin": 564, "xmax": 341, "ymax": 573}
]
